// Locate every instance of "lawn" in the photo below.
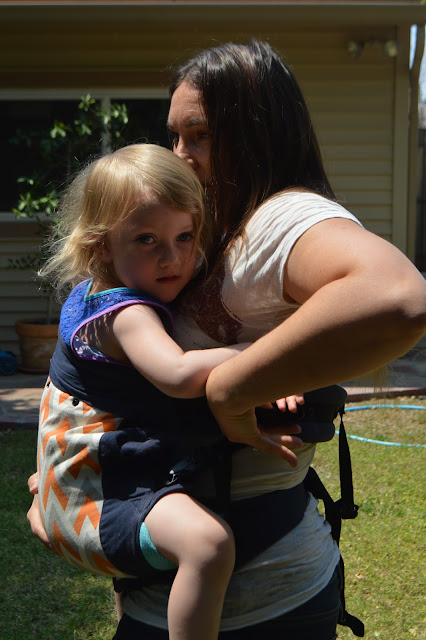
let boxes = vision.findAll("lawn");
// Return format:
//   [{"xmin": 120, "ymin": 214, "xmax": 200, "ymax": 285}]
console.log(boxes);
[
  {"xmin": 315, "ymin": 398, "xmax": 426, "ymax": 640},
  {"xmin": 1, "ymin": 397, "xmax": 425, "ymax": 639}
]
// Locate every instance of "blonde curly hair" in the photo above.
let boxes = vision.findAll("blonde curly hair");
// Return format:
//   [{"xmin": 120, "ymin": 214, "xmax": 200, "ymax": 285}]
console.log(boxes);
[{"xmin": 39, "ymin": 143, "xmax": 208, "ymax": 295}]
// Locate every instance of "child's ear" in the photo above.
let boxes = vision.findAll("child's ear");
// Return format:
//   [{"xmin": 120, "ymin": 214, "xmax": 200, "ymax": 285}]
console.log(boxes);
[{"xmin": 95, "ymin": 238, "xmax": 113, "ymax": 264}]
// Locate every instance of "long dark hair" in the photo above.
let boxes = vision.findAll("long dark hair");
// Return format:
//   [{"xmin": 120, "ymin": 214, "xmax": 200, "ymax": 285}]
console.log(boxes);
[{"xmin": 170, "ymin": 39, "xmax": 335, "ymax": 239}]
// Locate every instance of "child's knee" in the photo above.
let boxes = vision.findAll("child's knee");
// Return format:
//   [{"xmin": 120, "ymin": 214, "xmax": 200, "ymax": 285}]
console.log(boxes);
[{"xmin": 190, "ymin": 517, "xmax": 235, "ymax": 573}]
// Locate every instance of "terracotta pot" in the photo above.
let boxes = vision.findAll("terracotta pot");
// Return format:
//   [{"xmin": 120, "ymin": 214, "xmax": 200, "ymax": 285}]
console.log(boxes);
[{"xmin": 15, "ymin": 319, "xmax": 59, "ymax": 373}]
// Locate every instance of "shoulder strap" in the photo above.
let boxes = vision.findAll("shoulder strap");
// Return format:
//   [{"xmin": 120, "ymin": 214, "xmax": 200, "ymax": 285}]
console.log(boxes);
[{"xmin": 61, "ymin": 281, "xmax": 175, "ymax": 348}]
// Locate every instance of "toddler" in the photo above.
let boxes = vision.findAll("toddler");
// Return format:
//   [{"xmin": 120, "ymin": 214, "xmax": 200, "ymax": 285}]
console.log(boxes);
[{"xmin": 37, "ymin": 144, "xmax": 254, "ymax": 640}]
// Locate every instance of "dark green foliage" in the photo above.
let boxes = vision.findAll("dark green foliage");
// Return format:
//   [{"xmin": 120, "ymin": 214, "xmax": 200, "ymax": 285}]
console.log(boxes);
[{"xmin": 9, "ymin": 95, "xmax": 129, "ymax": 322}]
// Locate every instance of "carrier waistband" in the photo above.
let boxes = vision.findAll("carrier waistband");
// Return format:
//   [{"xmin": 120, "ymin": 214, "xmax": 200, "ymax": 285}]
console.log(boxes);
[{"xmin": 230, "ymin": 482, "xmax": 309, "ymax": 568}]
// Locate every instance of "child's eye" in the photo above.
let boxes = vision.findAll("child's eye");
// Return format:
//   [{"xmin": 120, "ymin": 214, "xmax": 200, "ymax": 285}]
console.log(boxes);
[
  {"xmin": 137, "ymin": 234, "xmax": 155, "ymax": 245},
  {"xmin": 178, "ymin": 232, "xmax": 194, "ymax": 243}
]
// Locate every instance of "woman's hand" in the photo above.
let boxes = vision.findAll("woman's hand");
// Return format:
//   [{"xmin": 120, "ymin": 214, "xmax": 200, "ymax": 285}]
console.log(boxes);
[
  {"xmin": 27, "ymin": 473, "xmax": 56, "ymax": 553},
  {"xmin": 28, "ymin": 471, "xmax": 39, "ymax": 495},
  {"xmin": 256, "ymin": 423, "xmax": 304, "ymax": 467},
  {"xmin": 208, "ymin": 399, "xmax": 303, "ymax": 467},
  {"xmin": 208, "ymin": 391, "xmax": 304, "ymax": 466}
]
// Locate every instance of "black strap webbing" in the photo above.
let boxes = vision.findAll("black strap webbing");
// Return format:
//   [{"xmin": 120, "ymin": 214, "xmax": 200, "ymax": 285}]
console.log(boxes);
[
  {"xmin": 337, "ymin": 408, "xmax": 359, "ymax": 520},
  {"xmin": 304, "ymin": 408, "xmax": 364, "ymax": 637}
]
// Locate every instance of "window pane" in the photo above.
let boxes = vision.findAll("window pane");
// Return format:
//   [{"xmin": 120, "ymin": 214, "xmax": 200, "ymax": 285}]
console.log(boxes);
[
  {"xmin": 1, "ymin": 98, "xmax": 171, "ymax": 213},
  {"xmin": 1, "ymin": 100, "xmax": 80, "ymax": 212},
  {"xmin": 118, "ymin": 99, "xmax": 170, "ymax": 148}
]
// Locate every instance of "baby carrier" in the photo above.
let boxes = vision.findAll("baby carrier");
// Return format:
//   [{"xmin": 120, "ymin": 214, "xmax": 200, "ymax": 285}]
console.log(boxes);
[{"xmin": 115, "ymin": 384, "xmax": 365, "ymax": 637}]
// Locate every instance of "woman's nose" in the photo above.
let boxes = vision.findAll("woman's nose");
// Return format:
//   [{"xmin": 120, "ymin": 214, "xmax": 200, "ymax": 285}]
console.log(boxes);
[{"xmin": 174, "ymin": 139, "xmax": 195, "ymax": 168}]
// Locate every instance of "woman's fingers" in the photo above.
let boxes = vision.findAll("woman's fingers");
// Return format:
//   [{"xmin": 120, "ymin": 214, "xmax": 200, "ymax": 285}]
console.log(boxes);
[
  {"xmin": 259, "ymin": 422, "xmax": 302, "ymax": 435},
  {"xmin": 246, "ymin": 428, "xmax": 303, "ymax": 467},
  {"xmin": 28, "ymin": 472, "xmax": 39, "ymax": 495},
  {"xmin": 27, "ymin": 494, "xmax": 56, "ymax": 553},
  {"xmin": 261, "ymin": 426, "xmax": 303, "ymax": 443},
  {"xmin": 254, "ymin": 435, "xmax": 300, "ymax": 467},
  {"xmin": 27, "ymin": 472, "xmax": 55, "ymax": 551}
]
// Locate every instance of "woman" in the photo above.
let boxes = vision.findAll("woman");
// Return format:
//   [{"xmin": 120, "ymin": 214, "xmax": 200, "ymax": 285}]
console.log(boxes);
[{"xmin": 29, "ymin": 40, "xmax": 426, "ymax": 639}]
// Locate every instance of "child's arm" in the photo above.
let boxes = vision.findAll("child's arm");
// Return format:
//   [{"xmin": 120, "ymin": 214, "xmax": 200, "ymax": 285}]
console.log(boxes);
[{"xmin": 110, "ymin": 304, "xmax": 250, "ymax": 398}]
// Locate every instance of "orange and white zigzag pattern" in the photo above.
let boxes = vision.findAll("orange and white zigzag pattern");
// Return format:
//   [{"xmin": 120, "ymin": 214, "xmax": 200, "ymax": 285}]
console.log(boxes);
[{"xmin": 37, "ymin": 379, "xmax": 134, "ymax": 578}]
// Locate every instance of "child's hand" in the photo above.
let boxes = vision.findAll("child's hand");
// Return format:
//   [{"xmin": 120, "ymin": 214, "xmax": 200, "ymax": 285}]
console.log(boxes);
[
  {"xmin": 258, "ymin": 394, "xmax": 304, "ymax": 413},
  {"xmin": 275, "ymin": 394, "xmax": 304, "ymax": 413}
]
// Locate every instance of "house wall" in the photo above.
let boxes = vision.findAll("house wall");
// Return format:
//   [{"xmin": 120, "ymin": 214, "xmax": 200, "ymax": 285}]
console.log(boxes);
[
  {"xmin": 0, "ymin": 222, "xmax": 62, "ymax": 355},
  {"xmin": 275, "ymin": 26, "xmax": 401, "ymax": 240},
  {"xmin": 0, "ymin": 19, "xmax": 411, "ymax": 356}
]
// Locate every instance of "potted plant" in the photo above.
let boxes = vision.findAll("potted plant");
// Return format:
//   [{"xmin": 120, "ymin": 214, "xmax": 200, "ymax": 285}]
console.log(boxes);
[{"xmin": 10, "ymin": 95, "xmax": 129, "ymax": 372}]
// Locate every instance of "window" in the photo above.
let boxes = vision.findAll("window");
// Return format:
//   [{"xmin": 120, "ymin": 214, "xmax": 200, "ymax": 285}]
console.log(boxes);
[{"xmin": 0, "ymin": 96, "xmax": 171, "ymax": 213}]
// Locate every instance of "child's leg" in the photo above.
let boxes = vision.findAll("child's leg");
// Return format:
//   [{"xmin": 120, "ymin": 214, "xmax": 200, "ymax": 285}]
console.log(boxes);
[{"xmin": 144, "ymin": 493, "xmax": 235, "ymax": 640}]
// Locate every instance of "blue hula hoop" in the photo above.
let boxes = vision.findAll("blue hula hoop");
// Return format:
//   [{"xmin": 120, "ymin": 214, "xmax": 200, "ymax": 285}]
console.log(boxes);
[{"xmin": 337, "ymin": 404, "xmax": 426, "ymax": 448}]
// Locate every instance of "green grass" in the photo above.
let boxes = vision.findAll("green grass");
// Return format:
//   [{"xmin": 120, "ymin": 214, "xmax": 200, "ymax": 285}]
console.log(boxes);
[
  {"xmin": 1, "ymin": 397, "xmax": 425, "ymax": 639},
  {"xmin": 314, "ymin": 398, "xmax": 426, "ymax": 640},
  {"xmin": 0, "ymin": 429, "xmax": 117, "ymax": 640}
]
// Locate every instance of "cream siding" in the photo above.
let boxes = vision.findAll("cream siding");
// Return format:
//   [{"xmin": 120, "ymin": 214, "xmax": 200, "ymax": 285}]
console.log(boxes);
[
  {"xmin": 271, "ymin": 27, "xmax": 398, "ymax": 241},
  {"xmin": 0, "ymin": 233, "xmax": 57, "ymax": 354},
  {"xmin": 392, "ymin": 25, "xmax": 411, "ymax": 253}
]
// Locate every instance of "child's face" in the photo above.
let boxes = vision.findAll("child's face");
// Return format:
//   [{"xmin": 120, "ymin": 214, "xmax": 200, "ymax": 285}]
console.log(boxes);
[{"xmin": 100, "ymin": 194, "xmax": 198, "ymax": 303}]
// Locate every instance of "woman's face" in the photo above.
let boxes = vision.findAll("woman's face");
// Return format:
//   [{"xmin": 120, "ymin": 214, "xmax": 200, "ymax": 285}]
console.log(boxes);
[{"xmin": 167, "ymin": 81, "xmax": 211, "ymax": 187}]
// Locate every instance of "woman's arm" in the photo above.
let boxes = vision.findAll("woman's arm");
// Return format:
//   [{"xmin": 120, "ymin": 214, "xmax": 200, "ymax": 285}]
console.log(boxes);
[
  {"xmin": 206, "ymin": 219, "xmax": 426, "ymax": 455},
  {"xmin": 111, "ymin": 304, "xmax": 250, "ymax": 398}
]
